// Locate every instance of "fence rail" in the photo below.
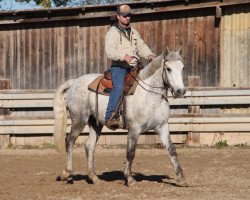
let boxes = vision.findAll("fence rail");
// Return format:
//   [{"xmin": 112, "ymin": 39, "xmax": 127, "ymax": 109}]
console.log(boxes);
[
  {"xmin": 1, "ymin": 88, "xmax": 250, "ymax": 136},
  {"xmin": 1, "ymin": 89, "xmax": 250, "ymax": 108}
]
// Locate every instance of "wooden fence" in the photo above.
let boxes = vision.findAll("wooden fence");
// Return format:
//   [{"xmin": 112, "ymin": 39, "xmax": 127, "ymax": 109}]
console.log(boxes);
[{"xmin": 1, "ymin": 88, "xmax": 250, "ymax": 147}]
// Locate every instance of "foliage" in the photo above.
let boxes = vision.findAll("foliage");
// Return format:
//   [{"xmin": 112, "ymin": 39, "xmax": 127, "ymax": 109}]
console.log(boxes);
[
  {"xmin": 214, "ymin": 140, "xmax": 229, "ymax": 148},
  {"xmin": 16, "ymin": 0, "xmax": 52, "ymax": 8},
  {"xmin": 16, "ymin": 0, "xmax": 61, "ymax": 7},
  {"xmin": 235, "ymin": 143, "xmax": 248, "ymax": 147},
  {"xmin": 15, "ymin": 0, "xmax": 142, "ymax": 8}
]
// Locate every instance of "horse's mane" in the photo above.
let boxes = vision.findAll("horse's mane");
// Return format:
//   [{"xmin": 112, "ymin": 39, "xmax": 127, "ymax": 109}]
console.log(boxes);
[
  {"xmin": 139, "ymin": 55, "xmax": 163, "ymax": 80},
  {"xmin": 139, "ymin": 51, "xmax": 183, "ymax": 80}
]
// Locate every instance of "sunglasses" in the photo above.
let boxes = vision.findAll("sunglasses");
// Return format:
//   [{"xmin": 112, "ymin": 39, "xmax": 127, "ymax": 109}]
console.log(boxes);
[{"xmin": 120, "ymin": 13, "xmax": 132, "ymax": 18}]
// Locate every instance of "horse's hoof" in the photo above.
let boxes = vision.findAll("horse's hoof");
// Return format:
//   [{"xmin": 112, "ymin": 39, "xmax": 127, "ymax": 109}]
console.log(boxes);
[
  {"xmin": 126, "ymin": 177, "xmax": 136, "ymax": 186},
  {"xmin": 66, "ymin": 177, "xmax": 74, "ymax": 184},
  {"xmin": 176, "ymin": 178, "xmax": 189, "ymax": 187},
  {"xmin": 59, "ymin": 169, "xmax": 71, "ymax": 181},
  {"xmin": 89, "ymin": 175, "xmax": 101, "ymax": 184}
]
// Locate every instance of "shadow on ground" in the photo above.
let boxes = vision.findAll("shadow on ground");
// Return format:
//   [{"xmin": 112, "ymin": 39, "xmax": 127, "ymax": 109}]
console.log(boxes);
[{"xmin": 57, "ymin": 170, "xmax": 176, "ymax": 185}]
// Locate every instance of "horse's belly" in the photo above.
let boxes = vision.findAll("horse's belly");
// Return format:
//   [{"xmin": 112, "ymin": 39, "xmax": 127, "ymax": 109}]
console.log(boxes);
[{"xmin": 127, "ymin": 101, "xmax": 169, "ymax": 132}]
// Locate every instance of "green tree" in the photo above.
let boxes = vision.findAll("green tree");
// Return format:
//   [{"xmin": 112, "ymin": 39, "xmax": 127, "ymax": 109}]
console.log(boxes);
[
  {"xmin": 16, "ymin": 0, "xmax": 72, "ymax": 7},
  {"xmin": 16, "ymin": 0, "xmax": 53, "ymax": 8},
  {"xmin": 16, "ymin": 0, "xmax": 142, "ymax": 8}
]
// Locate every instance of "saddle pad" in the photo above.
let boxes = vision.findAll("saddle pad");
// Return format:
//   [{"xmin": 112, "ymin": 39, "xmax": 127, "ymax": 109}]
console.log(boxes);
[{"xmin": 88, "ymin": 75, "xmax": 138, "ymax": 96}]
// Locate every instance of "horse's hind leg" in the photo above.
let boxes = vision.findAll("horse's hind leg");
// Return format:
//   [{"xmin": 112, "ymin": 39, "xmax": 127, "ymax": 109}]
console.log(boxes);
[
  {"xmin": 155, "ymin": 123, "xmax": 188, "ymax": 187},
  {"xmin": 59, "ymin": 117, "xmax": 85, "ymax": 183},
  {"xmin": 124, "ymin": 130, "xmax": 140, "ymax": 186},
  {"xmin": 85, "ymin": 116, "xmax": 103, "ymax": 184}
]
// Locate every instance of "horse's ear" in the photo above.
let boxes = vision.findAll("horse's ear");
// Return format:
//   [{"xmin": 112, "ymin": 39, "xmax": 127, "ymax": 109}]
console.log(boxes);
[
  {"xmin": 164, "ymin": 46, "xmax": 170, "ymax": 56},
  {"xmin": 176, "ymin": 45, "xmax": 183, "ymax": 55}
]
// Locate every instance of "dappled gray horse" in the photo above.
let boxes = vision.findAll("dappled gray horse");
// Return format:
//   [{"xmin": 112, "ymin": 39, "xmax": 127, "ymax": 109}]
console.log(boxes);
[{"xmin": 54, "ymin": 48, "xmax": 188, "ymax": 187}]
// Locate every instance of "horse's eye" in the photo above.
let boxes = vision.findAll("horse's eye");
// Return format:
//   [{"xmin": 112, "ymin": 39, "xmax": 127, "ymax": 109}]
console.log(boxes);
[
  {"xmin": 167, "ymin": 67, "xmax": 171, "ymax": 72},
  {"xmin": 183, "ymin": 67, "xmax": 185, "ymax": 70}
]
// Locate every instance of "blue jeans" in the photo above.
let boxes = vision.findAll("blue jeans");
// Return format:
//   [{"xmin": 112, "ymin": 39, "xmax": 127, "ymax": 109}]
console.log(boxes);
[{"xmin": 105, "ymin": 65, "xmax": 131, "ymax": 121}]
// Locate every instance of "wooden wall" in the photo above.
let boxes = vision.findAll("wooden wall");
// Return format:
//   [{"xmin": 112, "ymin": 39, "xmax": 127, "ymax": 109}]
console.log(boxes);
[{"xmin": 0, "ymin": 7, "xmax": 221, "ymax": 89}]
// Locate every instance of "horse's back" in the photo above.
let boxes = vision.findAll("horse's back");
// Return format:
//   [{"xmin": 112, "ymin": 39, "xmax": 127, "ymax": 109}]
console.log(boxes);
[
  {"xmin": 66, "ymin": 73, "xmax": 100, "ymax": 95},
  {"xmin": 65, "ymin": 74, "xmax": 100, "ymax": 111}
]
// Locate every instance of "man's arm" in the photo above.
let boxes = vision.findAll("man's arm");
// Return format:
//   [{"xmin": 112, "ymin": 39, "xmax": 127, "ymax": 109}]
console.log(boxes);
[
  {"xmin": 133, "ymin": 30, "xmax": 154, "ymax": 61},
  {"xmin": 105, "ymin": 28, "xmax": 127, "ymax": 62}
]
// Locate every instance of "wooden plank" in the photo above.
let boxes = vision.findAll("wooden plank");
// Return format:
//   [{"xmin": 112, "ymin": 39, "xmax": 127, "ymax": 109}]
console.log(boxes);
[
  {"xmin": 1, "ymin": 116, "xmax": 250, "ymax": 125},
  {"xmin": 0, "ymin": 126, "xmax": 127, "ymax": 134},
  {"xmin": 0, "ymin": 93, "xmax": 54, "ymax": 99},
  {"xmin": 187, "ymin": 89, "xmax": 250, "ymax": 97},
  {"xmin": 1, "ymin": 88, "xmax": 250, "ymax": 95},
  {"xmin": 0, "ymin": 80, "xmax": 11, "ymax": 115},
  {"xmin": 1, "ymin": 116, "xmax": 250, "ymax": 134},
  {"xmin": 0, "ymin": 99, "xmax": 53, "ymax": 108},
  {"xmin": 169, "ymin": 96, "xmax": 250, "ymax": 105},
  {"xmin": 186, "ymin": 96, "xmax": 250, "ymax": 105},
  {"xmin": 191, "ymin": 117, "xmax": 250, "ymax": 123},
  {"xmin": 1, "ymin": 96, "xmax": 250, "ymax": 108},
  {"xmin": 216, "ymin": 6, "xmax": 222, "ymax": 19},
  {"xmin": 1, "ymin": 89, "xmax": 250, "ymax": 108},
  {"xmin": 1, "ymin": 122, "xmax": 250, "ymax": 134},
  {"xmin": 1, "ymin": 89, "xmax": 250, "ymax": 98},
  {"xmin": 0, "ymin": 80, "xmax": 11, "ymax": 147}
]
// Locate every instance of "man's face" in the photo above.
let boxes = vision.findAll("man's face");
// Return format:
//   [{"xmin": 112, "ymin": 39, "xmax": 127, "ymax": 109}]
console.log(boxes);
[{"xmin": 117, "ymin": 13, "xmax": 132, "ymax": 26}]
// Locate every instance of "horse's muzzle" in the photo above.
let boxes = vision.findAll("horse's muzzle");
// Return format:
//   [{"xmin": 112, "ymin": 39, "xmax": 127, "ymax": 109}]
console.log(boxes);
[{"xmin": 172, "ymin": 88, "xmax": 186, "ymax": 98}]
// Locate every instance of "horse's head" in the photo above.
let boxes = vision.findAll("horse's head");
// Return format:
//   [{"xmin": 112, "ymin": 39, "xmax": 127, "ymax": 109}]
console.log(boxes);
[{"xmin": 162, "ymin": 46, "xmax": 186, "ymax": 98}]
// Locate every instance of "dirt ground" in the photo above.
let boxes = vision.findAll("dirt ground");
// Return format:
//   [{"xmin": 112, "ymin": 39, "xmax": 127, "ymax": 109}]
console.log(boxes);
[{"xmin": 0, "ymin": 146, "xmax": 249, "ymax": 200}]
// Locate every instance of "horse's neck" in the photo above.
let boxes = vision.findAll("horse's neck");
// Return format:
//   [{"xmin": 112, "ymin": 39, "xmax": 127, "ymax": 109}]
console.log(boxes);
[
  {"xmin": 134, "ymin": 56, "xmax": 167, "ymax": 98},
  {"xmin": 139, "ymin": 55, "xmax": 163, "ymax": 80},
  {"xmin": 139, "ymin": 55, "xmax": 165, "ymax": 88}
]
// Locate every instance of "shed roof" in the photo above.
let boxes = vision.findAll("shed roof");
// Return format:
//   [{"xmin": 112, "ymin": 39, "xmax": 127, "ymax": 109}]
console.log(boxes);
[{"xmin": 0, "ymin": 0, "xmax": 249, "ymax": 25}]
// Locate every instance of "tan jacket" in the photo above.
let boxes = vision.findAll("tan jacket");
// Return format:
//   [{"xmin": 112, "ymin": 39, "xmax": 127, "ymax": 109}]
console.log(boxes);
[{"xmin": 105, "ymin": 25, "xmax": 153, "ymax": 67}]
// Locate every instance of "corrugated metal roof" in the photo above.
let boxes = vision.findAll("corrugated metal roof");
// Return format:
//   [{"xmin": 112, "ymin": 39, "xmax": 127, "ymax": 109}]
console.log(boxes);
[{"xmin": 0, "ymin": 0, "xmax": 249, "ymax": 25}]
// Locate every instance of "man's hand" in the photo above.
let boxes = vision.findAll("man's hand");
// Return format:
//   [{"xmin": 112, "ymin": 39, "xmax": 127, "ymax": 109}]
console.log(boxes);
[
  {"xmin": 148, "ymin": 54, "xmax": 155, "ymax": 62},
  {"xmin": 124, "ymin": 54, "xmax": 133, "ymax": 64},
  {"xmin": 124, "ymin": 54, "xmax": 139, "ymax": 67}
]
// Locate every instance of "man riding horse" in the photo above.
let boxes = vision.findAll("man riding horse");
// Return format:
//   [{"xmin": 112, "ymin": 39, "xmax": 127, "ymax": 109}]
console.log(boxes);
[
  {"xmin": 53, "ymin": 4, "xmax": 187, "ymax": 187},
  {"xmin": 105, "ymin": 4, "xmax": 155, "ymax": 129}
]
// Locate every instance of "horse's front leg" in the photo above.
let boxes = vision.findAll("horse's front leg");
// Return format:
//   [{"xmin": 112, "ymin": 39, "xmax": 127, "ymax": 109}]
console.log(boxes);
[
  {"xmin": 155, "ymin": 123, "xmax": 188, "ymax": 187},
  {"xmin": 124, "ymin": 130, "xmax": 140, "ymax": 186}
]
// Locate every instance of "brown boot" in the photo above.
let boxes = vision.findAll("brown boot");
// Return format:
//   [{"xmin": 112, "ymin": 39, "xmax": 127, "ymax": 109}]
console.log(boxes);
[{"xmin": 105, "ymin": 117, "xmax": 120, "ymax": 130}]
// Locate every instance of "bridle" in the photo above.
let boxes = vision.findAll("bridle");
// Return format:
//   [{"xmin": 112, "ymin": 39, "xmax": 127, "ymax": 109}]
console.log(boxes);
[{"xmin": 129, "ymin": 58, "xmax": 171, "ymax": 98}]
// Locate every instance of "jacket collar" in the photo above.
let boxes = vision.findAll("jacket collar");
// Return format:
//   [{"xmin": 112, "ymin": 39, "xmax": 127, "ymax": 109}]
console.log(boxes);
[{"xmin": 112, "ymin": 22, "xmax": 131, "ymax": 40}]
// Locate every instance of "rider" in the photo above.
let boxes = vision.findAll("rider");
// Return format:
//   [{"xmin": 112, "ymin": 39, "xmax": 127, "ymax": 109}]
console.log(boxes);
[{"xmin": 105, "ymin": 4, "xmax": 155, "ymax": 129}]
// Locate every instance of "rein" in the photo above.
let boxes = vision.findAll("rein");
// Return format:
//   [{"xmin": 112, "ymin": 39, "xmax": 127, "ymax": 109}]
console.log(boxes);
[{"xmin": 129, "ymin": 66, "xmax": 170, "ymax": 98}]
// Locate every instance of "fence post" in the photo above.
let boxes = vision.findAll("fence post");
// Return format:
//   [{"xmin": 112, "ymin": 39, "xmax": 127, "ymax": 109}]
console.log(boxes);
[
  {"xmin": 0, "ymin": 79, "xmax": 11, "ymax": 148},
  {"xmin": 187, "ymin": 76, "xmax": 201, "ymax": 145}
]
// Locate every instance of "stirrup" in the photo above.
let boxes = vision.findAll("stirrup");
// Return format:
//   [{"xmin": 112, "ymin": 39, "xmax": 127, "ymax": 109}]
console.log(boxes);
[{"xmin": 105, "ymin": 117, "xmax": 120, "ymax": 131}]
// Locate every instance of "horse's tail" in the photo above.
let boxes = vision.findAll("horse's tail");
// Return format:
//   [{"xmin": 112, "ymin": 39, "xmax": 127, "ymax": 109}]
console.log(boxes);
[{"xmin": 53, "ymin": 79, "xmax": 74, "ymax": 153}]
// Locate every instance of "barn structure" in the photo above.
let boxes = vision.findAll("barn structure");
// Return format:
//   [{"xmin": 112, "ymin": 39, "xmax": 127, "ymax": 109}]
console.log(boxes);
[{"xmin": 0, "ymin": 0, "xmax": 250, "ymax": 148}]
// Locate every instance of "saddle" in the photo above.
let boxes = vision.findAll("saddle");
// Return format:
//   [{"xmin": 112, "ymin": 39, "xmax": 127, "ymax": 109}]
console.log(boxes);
[
  {"xmin": 88, "ymin": 65, "xmax": 142, "ymax": 130},
  {"xmin": 88, "ymin": 66, "xmax": 141, "ymax": 96}
]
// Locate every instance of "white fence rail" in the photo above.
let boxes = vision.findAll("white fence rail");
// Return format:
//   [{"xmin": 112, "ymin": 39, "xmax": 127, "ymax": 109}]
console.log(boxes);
[{"xmin": 0, "ymin": 89, "xmax": 250, "ymax": 135}]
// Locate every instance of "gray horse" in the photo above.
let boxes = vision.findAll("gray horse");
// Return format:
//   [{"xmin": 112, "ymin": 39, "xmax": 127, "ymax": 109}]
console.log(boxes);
[{"xmin": 54, "ymin": 48, "xmax": 188, "ymax": 187}]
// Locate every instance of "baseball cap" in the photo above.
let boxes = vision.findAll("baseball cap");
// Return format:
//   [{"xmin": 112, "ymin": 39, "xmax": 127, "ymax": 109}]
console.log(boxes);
[{"xmin": 116, "ymin": 5, "xmax": 132, "ymax": 17}]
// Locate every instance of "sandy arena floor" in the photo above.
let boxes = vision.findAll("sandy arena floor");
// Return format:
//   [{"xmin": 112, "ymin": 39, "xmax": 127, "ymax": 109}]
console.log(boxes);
[{"xmin": 0, "ymin": 146, "xmax": 249, "ymax": 200}]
